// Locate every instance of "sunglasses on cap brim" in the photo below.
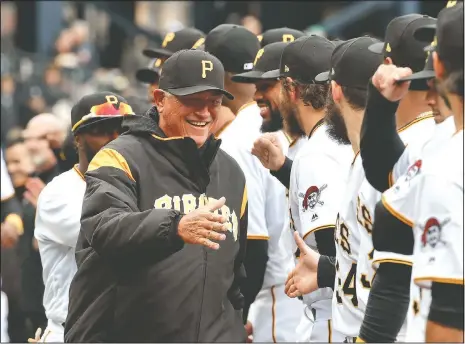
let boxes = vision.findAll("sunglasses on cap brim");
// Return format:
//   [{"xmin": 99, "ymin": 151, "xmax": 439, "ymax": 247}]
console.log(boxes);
[{"xmin": 72, "ymin": 102, "xmax": 135, "ymax": 132}]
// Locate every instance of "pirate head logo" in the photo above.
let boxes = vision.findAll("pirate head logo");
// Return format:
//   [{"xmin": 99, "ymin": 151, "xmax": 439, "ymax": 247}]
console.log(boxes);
[
  {"xmin": 395, "ymin": 159, "xmax": 422, "ymax": 192},
  {"xmin": 299, "ymin": 184, "xmax": 327, "ymax": 211},
  {"xmin": 420, "ymin": 217, "xmax": 450, "ymax": 248}
]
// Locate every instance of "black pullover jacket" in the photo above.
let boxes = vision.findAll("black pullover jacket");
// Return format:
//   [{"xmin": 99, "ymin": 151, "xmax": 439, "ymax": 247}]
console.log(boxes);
[{"xmin": 65, "ymin": 108, "xmax": 248, "ymax": 343}]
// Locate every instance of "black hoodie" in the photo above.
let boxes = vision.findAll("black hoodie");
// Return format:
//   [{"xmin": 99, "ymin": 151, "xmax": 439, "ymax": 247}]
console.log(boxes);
[{"xmin": 65, "ymin": 108, "xmax": 248, "ymax": 343}]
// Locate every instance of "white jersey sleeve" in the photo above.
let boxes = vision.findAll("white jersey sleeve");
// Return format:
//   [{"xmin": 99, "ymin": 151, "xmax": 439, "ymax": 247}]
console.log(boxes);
[
  {"xmin": 1, "ymin": 150, "xmax": 15, "ymax": 201},
  {"xmin": 412, "ymin": 174, "xmax": 464, "ymax": 288}
]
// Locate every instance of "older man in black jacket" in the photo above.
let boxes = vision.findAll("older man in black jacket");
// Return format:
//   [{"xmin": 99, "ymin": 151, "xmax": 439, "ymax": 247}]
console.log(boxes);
[{"xmin": 65, "ymin": 49, "xmax": 248, "ymax": 343}]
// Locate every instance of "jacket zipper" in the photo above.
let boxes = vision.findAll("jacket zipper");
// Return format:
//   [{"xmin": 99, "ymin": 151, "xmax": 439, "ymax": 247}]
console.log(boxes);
[{"xmin": 195, "ymin": 190, "xmax": 209, "ymax": 341}]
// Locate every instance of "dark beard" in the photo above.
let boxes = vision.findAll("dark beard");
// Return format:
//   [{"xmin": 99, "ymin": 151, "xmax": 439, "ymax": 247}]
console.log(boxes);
[
  {"xmin": 324, "ymin": 95, "xmax": 350, "ymax": 145},
  {"xmin": 82, "ymin": 140, "xmax": 98, "ymax": 163},
  {"xmin": 260, "ymin": 102, "xmax": 283, "ymax": 133},
  {"xmin": 279, "ymin": 95, "xmax": 305, "ymax": 137}
]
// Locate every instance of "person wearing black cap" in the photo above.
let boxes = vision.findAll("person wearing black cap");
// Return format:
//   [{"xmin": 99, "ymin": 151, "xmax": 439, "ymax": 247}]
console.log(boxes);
[
  {"xmin": 361, "ymin": 14, "xmax": 437, "ymax": 193},
  {"xmin": 284, "ymin": 36, "xmax": 383, "ymax": 342},
  {"xmin": 205, "ymin": 24, "xmax": 261, "ymax": 118},
  {"xmin": 64, "ymin": 49, "xmax": 249, "ymax": 343},
  {"xmin": 257, "ymin": 27, "xmax": 305, "ymax": 47},
  {"xmin": 357, "ymin": 2, "xmax": 464, "ymax": 343},
  {"xmin": 135, "ymin": 58, "xmax": 161, "ymax": 104},
  {"xmin": 250, "ymin": 35, "xmax": 351, "ymax": 342},
  {"xmin": 32, "ymin": 92, "xmax": 132, "ymax": 343},
  {"xmin": 230, "ymin": 41, "xmax": 308, "ymax": 343},
  {"xmin": 143, "ymin": 27, "xmax": 205, "ymax": 61}
]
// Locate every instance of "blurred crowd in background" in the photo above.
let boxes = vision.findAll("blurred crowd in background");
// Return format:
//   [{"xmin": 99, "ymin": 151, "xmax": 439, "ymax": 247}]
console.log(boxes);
[{"xmin": 0, "ymin": 1, "xmax": 449, "ymax": 342}]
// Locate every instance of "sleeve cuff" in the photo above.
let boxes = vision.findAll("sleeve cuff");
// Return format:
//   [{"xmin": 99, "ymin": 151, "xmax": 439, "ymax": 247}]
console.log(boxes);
[
  {"xmin": 170, "ymin": 213, "xmax": 186, "ymax": 250},
  {"xmin": 270, "ymin": 157, "xmax": 293, "ymax": 189}
]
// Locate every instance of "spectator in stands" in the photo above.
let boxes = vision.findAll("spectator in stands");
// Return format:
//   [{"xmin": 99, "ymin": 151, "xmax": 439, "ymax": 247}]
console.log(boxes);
[
  {"xmin": 4, "ymin": 136, "xmax": 47, "ymax": 337},
  {"xmin": 1, "ymin": 74, "xmax": 19, "ymax": 142},
  {"xmin": 22, "ymin": 113, "xmax": 65, "ymax": 181}
]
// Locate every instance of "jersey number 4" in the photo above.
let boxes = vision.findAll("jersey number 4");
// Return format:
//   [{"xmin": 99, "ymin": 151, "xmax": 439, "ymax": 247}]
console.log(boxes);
[{"xmin": 336, "ymin": 262, "xmax": 358, "ymax": 307}]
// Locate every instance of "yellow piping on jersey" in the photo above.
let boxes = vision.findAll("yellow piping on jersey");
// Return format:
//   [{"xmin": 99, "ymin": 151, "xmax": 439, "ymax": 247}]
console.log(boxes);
[
  {"xmin": 303, "ymin": 224, "xmax": 336, "ymax": 241},
  {"xmin": 381, "ymin": 195, "xmax": 414, "ymax": 227},
  {"xmin": 351, "ymin": 151, "xmax": 360, "ymax": 166},
  {"xmin": 327, "ymin": 320, "xmax": 332, "ymax": 342},
  {"xmin": 240, "ymin": 186, "xmax": 247, "ymax": 218},
  {"xmin": 414, "ymin": 276, "xmax": 464, "ymax": 285},
  {"xmin": 397, "ymin": 112, "xmax": 433, "ymax": 133},
  {"xmin": 271, "ymin": 286, "xmax": 277, "ymax": 343},
  {"xmin": 236, "ymin": 101, "xmax": 257, "ymax": 116},
  {"xmin": 73, "ymin": 164, "xmax": 85, "ymax": 181},
  {"xmin": 247, "ymin": 235, "xmax": 270, "ymax": 240},
  {"xmin": 372, "ymin": 258, "xmax": 413, "ymax": 266}
]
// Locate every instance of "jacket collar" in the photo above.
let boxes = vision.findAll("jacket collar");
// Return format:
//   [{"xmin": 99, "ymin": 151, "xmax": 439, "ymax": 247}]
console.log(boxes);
[{"xmin": 122, "ymin": 106, "xmax": 222, "ymax": 190}]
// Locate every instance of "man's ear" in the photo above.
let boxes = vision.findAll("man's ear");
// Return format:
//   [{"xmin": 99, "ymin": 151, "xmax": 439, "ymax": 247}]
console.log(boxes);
[
  {"xmin": 331, "ymin": 80, "xmax": 342, "ymax": 103},
  {"xmin": 432, "ymin": 51, "xmax": 445, "ymax": 80},
  {"xmin": 153, "ymin": 89, "xmax": 166, "ymax": 111},
  {"xmin": 285, "ymin": 77, "xmax": 297, "ymax": 101},
  {"xmin": 74, "ymin": 135, "xmax": 82, "ymax": 150}
]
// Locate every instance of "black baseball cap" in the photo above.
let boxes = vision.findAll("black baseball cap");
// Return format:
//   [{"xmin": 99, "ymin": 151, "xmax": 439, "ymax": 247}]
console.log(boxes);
[
  {"xmin": 205, "ymin": 24, "xmax": 260, "ymax": 74},
  {"xmin": 158, "ymin": 49, "xmax": 234, "ymax": 100},
  {"xmin": 316, "ymin": 36, "xmax": 383, "ymax": 90},
  {"xmin": 231, "ymin": 42, "xmax": 287, "ymax": 83},
  {"xmin": 135, "ymin": 59, "xmax": 161, "ymax": 84},
  {"xmin": 397, "ymin": 52, "xmax": 435, "ymax": 82},
  {"xmin": 258, "ymin": 27, "xmax": 305, "ymax": 47},
  {"xmin": 417, "ymin": 1, "xmax": 464, "ymax": 72},
  {"xmin": 71, "ymin": 92, "xmax": 135, "ymax": 133},
  {"xmin": 368, "ymin": 14, "xmax": 437, "ymax": 73},
  {"xmin": 143, "ymin": 28, "xmax": 205, "ymax": 59},
  {"xmin": 263, "ymin": 35, "xmax": 335, "ymax": 84}
]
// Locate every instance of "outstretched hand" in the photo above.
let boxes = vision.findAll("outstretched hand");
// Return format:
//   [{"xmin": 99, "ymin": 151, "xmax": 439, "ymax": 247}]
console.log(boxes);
[
  {"xmin": 285, "ymin": 232, "xmax": 321, "ymax": 298},
  {"xmin": 177, "ymin": 197, "xmax": 229, "ymax": 250}
]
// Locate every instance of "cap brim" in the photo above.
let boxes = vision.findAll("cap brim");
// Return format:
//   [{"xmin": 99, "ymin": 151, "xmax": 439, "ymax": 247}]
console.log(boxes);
[
  {"xmin": 261, "ymin": 69, "xmax": 280, "ymax": 79},
  {"xmin": 413, "ymin": 24, "xmax": 436, "ymax": 42},
  {"xmin": 143, "ymin": 48, "xmax": 173, "ymax": 59},
  {"xmin": 396, "ymin": 69, "xmax": 436, "ymax": 83},
  {"xmin": 231, "ymin": 70, "xmax": 276, "ymax": 83},
  {"xmin": 368, "ymin": 42, "xmax": 384, "ymax": 54},
  {"xmin": 135, "ymin": 69, "xmax": 160, "ymax": 84},
  {"xmin": 74, "ymin": 116, "xmax": 126, "ymax": 133},
  {"xmin": 315, "ymin": 71, "xmax": 330, "ymax": 83},
  {"xmin": 165, "ymin": 85, "xmax": 234, "ymax": 100}
]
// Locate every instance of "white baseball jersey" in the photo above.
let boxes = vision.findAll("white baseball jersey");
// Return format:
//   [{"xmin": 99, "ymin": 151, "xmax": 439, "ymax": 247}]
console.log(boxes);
[
  {"xmin": 1, "ymin": 150, "xmax": 15, "ymax": 201},
  {"xmin": 35, "ymin": 166, "xmax": 86, "ymax": 340},
  {"xmin": 220, "ymin": 102, "xmax": 303, "ymax": 341},
  {"xmin": 1, "ymin": 290, "xmax": 8, "ymax": 343},
  {"xmin": 378, "ymin": 129, "xmax": 463, "ymax": 341},
  {"xmin": 332, "ymin": 153, "xmax": 365, "ymax": 338},
  {"xmin": 289, "ymin": 123, "xmax": 353, "ymax": 342},
  {"xmin": 356, "ymin": 115, "xmax": 436, "ymax": 318}
]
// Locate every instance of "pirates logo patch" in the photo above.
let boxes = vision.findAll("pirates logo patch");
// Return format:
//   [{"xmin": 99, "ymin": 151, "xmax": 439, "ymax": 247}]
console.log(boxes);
[
  {"xmin": 420, "ymin": 217, "xmax": 450, "ymax": 248},
  {"xmin": 299, "ymin": 184, "xmax": 327, "ymax": 211}
]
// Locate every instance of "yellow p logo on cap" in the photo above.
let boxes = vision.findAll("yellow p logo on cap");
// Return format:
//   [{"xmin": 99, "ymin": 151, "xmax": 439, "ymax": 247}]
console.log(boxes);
[{"xmin": 201, "ymin": 60, "xmax": 213, "ymax": 78}]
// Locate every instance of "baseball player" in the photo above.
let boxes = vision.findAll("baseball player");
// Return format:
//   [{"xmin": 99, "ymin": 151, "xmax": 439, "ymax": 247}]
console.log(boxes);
[
  {"xmin": 32, "ymin": 92, "xmax": 132, "ymax": 342},
  {"xmin": 357, "ymin": 2, "xmax": 463, "ymax": 342},
  {"xmin": 350, "ymin": 13, "xmax": 438, "ymax": 341},
  {"xmin": 254, "ymin": 36, "xmax": 353, "ymax": 342},
  {"xmin": 285, "ymin": 37, "xmax": 383, "ymax": 342},
  {"xmin": 257, "ymin": 27, "xmax": 305, "ymax": 47},
  {"xmin": 231, "ymin": 40, "xmax": 308, "ymax": 342}
]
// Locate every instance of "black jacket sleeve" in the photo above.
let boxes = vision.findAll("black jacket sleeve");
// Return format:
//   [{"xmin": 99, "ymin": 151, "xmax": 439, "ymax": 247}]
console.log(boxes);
[
  {"xmin": 270, "ymin": 157, "xmax": 293, "ymax": 189},
  {"xmin": 228, "ymin": 196, "xmax": 248, "ymax": 312},
  {"xmin": 360, "ymin": 82, "xmax": 405, "ymax": 193},
  {"xmin": 317, "ymin": 255, "xmax": 336, "ymax": 290},
  {"xmin": 242, "ymin": 238, "xmax": 268, "ymax": 323},
  {"xmin": 81, "ymin": 149, "xmax": 185, "ymax": 268}
]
